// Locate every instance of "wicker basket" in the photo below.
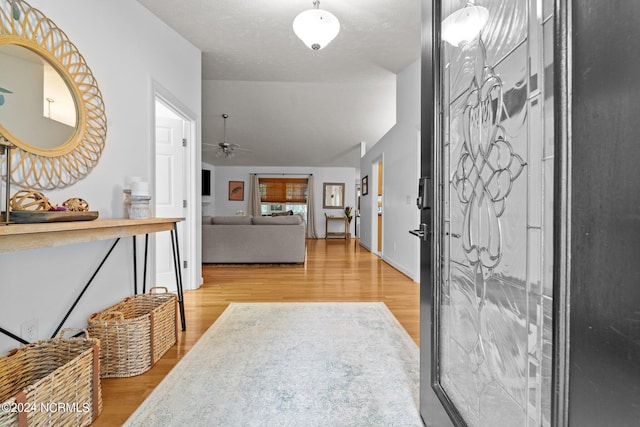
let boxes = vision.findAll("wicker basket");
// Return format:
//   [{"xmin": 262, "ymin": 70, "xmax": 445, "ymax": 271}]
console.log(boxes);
[
  {"xmin": 0, "ymin": 329, "xmax": 102, "ymax": 427},
  {"xmin": 87, "ymin": 287, "xmax": 177, "ymax": 378}
]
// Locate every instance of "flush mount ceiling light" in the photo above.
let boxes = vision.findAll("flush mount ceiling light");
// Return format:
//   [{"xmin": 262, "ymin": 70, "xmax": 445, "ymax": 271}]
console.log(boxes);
[
  {"xmin": 293, "ymin": 0, "xmax": 340, "ymax": 50},
  {"xmin": 441, "ymin": 1, "xmax": 489, "ymax": 46}
]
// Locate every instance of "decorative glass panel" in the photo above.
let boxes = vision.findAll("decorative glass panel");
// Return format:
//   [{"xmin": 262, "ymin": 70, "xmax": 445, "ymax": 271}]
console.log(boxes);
[
  {"xmin": 543, "ymin": 0, "xmax": 554, "ymax": 21},
  {"xmin": 437, "ymin": 0, "xmax": 553, "ymax": 426}
]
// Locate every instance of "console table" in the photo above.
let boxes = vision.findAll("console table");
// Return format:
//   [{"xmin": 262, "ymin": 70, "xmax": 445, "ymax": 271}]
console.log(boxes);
[
  {"xmin": 325, "ymin": 215, "xmax": 350, "ymax": 239},
  {"xmin": 0, "ymin": 218, "xmax": 185, "ymax": 344}
]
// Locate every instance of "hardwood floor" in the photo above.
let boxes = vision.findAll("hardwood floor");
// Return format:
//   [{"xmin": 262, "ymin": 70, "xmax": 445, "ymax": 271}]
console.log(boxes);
[{"xmin": 92, "ymin": 238, "xmax": 419, "ymax": 426}]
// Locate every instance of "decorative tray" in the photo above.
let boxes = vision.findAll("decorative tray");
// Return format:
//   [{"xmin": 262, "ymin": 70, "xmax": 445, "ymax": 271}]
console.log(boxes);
[{"xmin": 3, "ymin": 210, "xmax": 99, "ymax": 224}]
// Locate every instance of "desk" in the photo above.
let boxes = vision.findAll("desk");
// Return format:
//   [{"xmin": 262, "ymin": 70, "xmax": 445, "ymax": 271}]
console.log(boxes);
[
  {"xmin": 325, "ymin": 215, "xmax": 350, "ymax": 239},
  {"xmin": 0, "ymin": 218, "xmax": 185, "ymax": 344}
]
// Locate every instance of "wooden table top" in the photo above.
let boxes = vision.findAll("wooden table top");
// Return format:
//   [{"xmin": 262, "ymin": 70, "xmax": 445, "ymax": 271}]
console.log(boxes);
[{"xmin": 0, "ymin": 217, "xmax": 182, "ymax": 253}]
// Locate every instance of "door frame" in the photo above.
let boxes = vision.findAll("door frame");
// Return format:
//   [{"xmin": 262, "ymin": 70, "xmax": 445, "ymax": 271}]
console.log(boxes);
[
  {"xmin": 419, "ymin": 0, "xmax": 454, "ymax": 424},
  {"xmin": 371, "ymin": 155, "xmax": 383, "ymax": 257},
  {"xmin": 150, "ymin": 80, "xmax": 200, "ymax": 292},
  {"xmin": 551, "ymin": 1, "xmax": 571, "ymax": 425}
]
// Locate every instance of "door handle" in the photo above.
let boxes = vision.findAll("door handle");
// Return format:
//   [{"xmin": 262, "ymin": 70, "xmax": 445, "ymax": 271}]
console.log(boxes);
[
  {"xmin": 409, "ymin": 229, "xmax": 424, "ymax": 238},
  {"xmin": 409, "ymin": 223, "xmax": 430, "ymax": 241},
  {"xmin": 446, "ymin": 232, "xmax": 461, "ymax": 238}
]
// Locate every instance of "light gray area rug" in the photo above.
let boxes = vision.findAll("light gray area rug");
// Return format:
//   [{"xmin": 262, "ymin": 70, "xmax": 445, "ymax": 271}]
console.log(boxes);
[{"xmin": 125, "ymin": 302, "xmax": 422, "ymax": 427}]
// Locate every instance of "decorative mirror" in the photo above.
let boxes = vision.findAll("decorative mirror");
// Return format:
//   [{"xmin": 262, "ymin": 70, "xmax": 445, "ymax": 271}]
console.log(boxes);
[
  {"xmin": 0, "ymin": 0, "xmax": 106, "ymax": 189},
  {"xmin": 323, "ymin": 182, "xmax": 345, "ymax": 209}
]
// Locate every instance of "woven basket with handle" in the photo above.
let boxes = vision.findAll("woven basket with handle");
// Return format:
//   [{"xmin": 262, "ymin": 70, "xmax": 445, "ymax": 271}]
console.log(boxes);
[
  {"xmin": 0, "ymin": 328, "xmax": 102, "ymax": 427},
  {"xmin": 87, "ymin": 287, "xmax": 177, "ymax": 378}
]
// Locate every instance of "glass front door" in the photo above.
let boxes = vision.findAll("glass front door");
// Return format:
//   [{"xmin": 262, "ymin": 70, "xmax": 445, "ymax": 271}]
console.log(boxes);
[{"xmin": 431, "ymin": 1, "xmax": 555, "ymax": 425}]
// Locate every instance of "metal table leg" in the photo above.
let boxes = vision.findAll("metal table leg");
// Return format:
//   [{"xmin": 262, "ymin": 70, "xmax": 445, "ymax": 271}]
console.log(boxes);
[
  {"xmin": 133, "ymin": 236, "xmax": 138, "ymax": 294},
  {"xmin": 51, "ymin": 238, "xmax": 121, "ymax": 338},
  {"xmin": 143, "ymin": 234, "xmax": 149, "ymax": 293},
  {"xmin": 132, "ymin": 234, "xmax": 150, "ymax": 294},
  {"xmin": 0, "ymin": 326, "xmax": 28, "ymax": 345},
  {"xmin": 170, "ymin": 224, "xmax": 186, "ymax": 331}
]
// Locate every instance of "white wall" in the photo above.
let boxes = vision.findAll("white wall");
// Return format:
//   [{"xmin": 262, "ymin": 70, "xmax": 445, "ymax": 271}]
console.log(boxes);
[
  {"xmin": 211, "ymin": 166, "xmax": 356, "ymax": 238},
  {"xmin": 0, "ymin": 0, "xmax": 201, "ymax": 353},
  {"xmin": 360, "ymin": 60, "xmax": 421, "ymax": 281}
]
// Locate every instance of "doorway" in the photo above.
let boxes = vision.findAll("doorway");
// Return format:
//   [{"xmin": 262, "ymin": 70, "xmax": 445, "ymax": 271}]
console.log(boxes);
[
  {"xmin": 153, "ymin": 93, "xmax": 196, "ymax": 292},
  {"xmin": 371, "ymin": 157, "xmax": 383, "ymax": 256}
]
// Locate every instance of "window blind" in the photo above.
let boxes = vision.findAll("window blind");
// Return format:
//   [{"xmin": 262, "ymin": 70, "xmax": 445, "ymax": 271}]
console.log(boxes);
[{"xmin": 259, "ymin": 178, "xmax": 308, "ymax": 203}]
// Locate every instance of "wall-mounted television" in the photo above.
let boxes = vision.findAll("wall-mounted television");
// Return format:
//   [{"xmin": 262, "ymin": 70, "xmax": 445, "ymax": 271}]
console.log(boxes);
[{"xmin": 202, "ymin": 169, "xmax": 211, "ymax": 196}]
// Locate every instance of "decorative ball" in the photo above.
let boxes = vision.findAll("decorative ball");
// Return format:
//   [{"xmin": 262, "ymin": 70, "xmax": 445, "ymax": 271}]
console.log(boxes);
[
  {"xmin": 10, "ymin": 190, "xmax": 52, "ymax": 211},
  {"xmin": 62, "ymin": 198, "xmax": 90, "ymax": 212}
]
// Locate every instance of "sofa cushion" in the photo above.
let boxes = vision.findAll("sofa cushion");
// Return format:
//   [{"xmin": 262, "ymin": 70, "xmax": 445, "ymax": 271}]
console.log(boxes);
[
  {"xmin": 211, "ymin": 215, "xmax": 253, "ymax": 225},
  {"xmin": 252, "ymin": 215, "xmax": 302, "ymax": 225},
  {"xmin": 202, "ymin": 215, "xmax": 213, "ymax": 224}
]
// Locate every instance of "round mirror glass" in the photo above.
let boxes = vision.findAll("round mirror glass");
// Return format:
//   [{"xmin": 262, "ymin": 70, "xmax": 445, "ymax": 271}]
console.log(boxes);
[{"xmin": 0, "ymin": 44, "xmax": 78, "ymax": 151}]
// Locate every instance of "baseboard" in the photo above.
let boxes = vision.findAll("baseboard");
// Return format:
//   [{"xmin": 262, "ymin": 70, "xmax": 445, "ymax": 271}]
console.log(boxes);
[
  {"xmin": 358, "ymin": 243, "xmax": 415, "ymax": 282},
  {"xmin": 382, "ymin": 256, "xmax": 416, "ymax": 282},
  {"xmin": 359, "ymin": 241, "xmax": 372, "ymax": 252}
]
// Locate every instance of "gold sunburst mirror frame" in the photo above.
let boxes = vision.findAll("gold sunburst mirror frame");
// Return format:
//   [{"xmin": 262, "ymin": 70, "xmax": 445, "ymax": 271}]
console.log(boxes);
[{"xmin": 0, "ymin": 0, "xmax": 106, "ymax": 190}]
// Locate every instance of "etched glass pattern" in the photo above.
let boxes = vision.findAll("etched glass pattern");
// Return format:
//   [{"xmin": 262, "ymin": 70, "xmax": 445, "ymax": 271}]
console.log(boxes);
[{"xmin": 438, "ymin": 0, "xmax": 553, "ymax": 426}]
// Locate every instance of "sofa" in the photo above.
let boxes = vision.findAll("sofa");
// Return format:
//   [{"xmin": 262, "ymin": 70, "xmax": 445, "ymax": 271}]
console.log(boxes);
[{"xmin": 202, "ymin": 215, "xmax": 306, "ymax": 264}]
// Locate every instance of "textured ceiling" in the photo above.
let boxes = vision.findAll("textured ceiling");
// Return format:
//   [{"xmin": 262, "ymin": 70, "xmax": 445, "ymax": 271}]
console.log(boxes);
[{"xmin": 137, "ymin": 0, "xmax": 421, "ymax": 169}]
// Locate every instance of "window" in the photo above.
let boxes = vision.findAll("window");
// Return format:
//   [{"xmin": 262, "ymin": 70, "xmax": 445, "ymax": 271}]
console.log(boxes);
[
  {"xmin": 258, "ymin": 178, "xmax": 308, "ymax": 221},
  {"xmin": 259, "ymin": 178, "xmax": 307, "ymax": 203}
]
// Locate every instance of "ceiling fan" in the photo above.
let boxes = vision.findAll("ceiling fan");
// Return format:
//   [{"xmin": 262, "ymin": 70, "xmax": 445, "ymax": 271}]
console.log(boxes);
[{"xmin": 203, "ymin": 113, "xmax": 249, "ymax": 159}]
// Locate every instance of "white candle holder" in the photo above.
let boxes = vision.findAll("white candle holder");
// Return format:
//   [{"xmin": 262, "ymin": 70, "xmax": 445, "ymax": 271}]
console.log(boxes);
[{"xmin": 128, "ymin": 195, "xmax": 152, "ymax": 219}]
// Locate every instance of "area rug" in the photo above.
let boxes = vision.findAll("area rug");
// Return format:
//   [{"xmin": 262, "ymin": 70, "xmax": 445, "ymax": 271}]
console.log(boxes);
[{"xmin": 124, "ymin": 302, "xmax": 422, "ymax": 427}]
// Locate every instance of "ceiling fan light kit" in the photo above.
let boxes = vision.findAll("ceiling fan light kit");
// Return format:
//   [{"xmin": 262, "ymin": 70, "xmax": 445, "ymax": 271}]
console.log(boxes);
[
  {"xmin": 215, "ymin": 144, "xmax": 235, "ymax": 159},
  {"xmin": 293, "ymin": 0, "xmax": 340, "ymax": 50}
]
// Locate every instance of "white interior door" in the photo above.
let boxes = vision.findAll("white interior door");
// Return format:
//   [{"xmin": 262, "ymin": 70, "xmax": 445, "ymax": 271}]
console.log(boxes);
[{"xmin": 154, "ymin": 101, "xmax": 187, "ymax": 292}]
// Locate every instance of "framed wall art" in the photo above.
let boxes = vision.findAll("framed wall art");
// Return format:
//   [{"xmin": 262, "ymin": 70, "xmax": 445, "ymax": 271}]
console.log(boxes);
[
  {"xmin": 362, "ymin": 176, "xmax": 369, "ymax": 196},
  {"xmin": 228, "ymin": 180, "xmax": 244, "ymax": 201}
]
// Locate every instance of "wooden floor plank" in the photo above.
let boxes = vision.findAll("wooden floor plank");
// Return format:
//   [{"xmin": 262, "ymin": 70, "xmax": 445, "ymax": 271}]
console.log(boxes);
[{"xmin": 92, "ymin": 238, "xmax": 419, "ymax": 426}]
